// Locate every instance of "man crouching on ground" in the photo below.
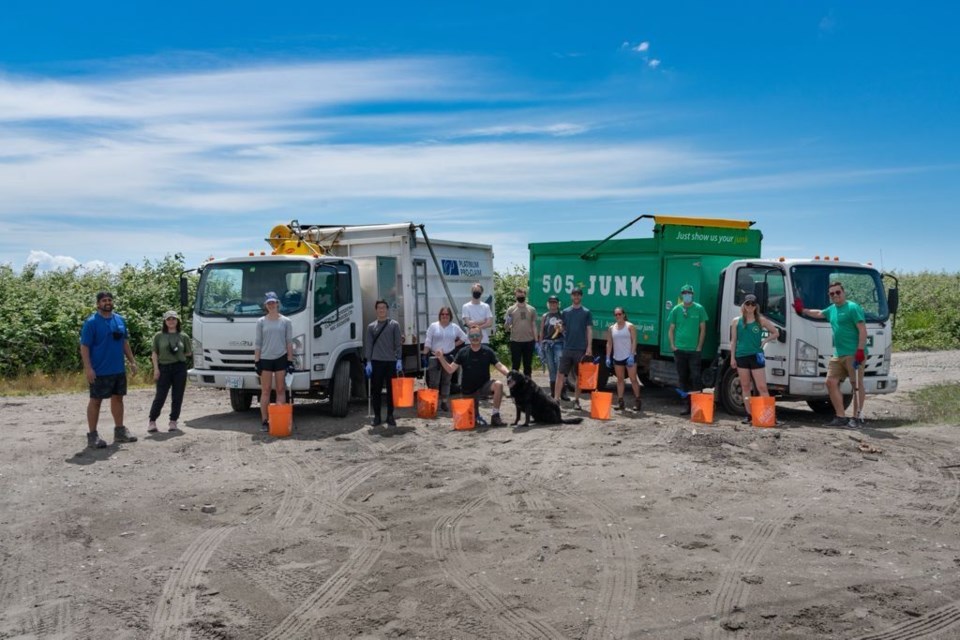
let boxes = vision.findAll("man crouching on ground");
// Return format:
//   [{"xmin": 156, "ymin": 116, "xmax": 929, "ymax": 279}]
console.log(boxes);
[{"xmin": 435, "ymin": 326, "xmax": 510, "ymax": 427}]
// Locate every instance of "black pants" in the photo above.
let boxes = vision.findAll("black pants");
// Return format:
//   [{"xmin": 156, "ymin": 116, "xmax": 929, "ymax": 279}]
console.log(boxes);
[
  {"xmin": 370, "ymin": 360, "xmax": 396, "ymax": 421},
  {"xmin": 509, "ymin": 341, "xmax": 535, "ymax": 377},
  {"xmin": 149, "ymin": 362, "xmax": 188, "ymax": 421},
  {"xmin": 674, "ymin": 350, "xmax": 702, "ymax": 401}
]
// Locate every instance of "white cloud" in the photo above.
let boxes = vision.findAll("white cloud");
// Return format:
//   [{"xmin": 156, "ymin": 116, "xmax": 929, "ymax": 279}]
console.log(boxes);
[
  {"xmin": 648, "ymin": 59, "xmax": 662, "ymax": 69},
  {"xmin": 460, "ymin": 123, "xmax": 588, "ymax": 138},
  {"xmin": 24, "ymin": 250, "xmax": 118, "ymax": 272},
  {"xmin": 633, "ymin": 42, "xmax": 650, "ymax": 53}
]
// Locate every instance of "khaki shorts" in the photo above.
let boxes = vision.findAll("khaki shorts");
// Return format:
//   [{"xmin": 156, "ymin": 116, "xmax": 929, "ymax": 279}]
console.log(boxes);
[{"xmin": 827, "ymin": 356, "xmax": 860, "ymax": 382}]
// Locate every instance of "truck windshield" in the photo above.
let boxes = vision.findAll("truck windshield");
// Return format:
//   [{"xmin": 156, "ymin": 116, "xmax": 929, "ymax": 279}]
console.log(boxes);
[
  {"xmin": 790, "ymin": 265, "xmax": 889, "ymax": 322},
  {"xmin": 196, "ymin": 261, "xmax": 310, "ymax": 318}
]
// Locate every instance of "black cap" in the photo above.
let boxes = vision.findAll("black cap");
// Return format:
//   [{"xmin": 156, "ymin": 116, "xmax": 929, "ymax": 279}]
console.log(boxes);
[
  {"xmin": 571, "ymin": 287, "xmax": 583, "ymax": 295},
  {"xmin": 743, "ymin": 294, "xmax": 757, "ymax": 304},
  {"xmin": 547, "ymin": 295, "xmax": 559, "ymax": 302},
  {"xmin": 96, "ymin": 291, "xmax": 113, "ymax": 302}
]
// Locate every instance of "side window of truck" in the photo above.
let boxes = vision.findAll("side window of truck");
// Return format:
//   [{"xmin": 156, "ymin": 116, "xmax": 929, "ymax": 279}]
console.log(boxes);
[
  {"xmin": 734, "ymin": 267, "xmax": 786, "ymax": 325},
  {"xmin": 314, "ymin": 267, "xmax": 337, "ymax": 321}
]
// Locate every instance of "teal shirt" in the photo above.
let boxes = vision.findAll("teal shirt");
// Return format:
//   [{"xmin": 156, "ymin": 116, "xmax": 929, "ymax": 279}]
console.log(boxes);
[
  {"xmin": 669, "ymin": 302, "xmax": 708, "ymax": 351},
  {"xmin": 823, "ymin": 301, "xmax": 866, "ymax": 357},
  {"xmin": 734, "ymin": 317, "xmax": 763, "ymax": 358}
]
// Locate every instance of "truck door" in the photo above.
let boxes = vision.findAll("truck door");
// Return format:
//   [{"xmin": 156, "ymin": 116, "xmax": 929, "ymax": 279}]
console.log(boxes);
[{"xmin": 313, "ymin": 262, "xmax": 358, "ymax": 379}]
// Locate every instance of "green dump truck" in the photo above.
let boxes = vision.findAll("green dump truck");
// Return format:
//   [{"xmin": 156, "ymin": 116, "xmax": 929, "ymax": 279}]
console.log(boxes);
[{"xmin": 528, "ymin": 215, "xmax": 900, "ymax": 415}]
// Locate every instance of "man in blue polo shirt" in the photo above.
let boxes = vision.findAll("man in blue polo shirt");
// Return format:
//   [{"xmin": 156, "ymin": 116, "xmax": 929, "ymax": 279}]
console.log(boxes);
[{"xmin": 80, "ymin": 291, "xmax": 139, "ymax": 448}]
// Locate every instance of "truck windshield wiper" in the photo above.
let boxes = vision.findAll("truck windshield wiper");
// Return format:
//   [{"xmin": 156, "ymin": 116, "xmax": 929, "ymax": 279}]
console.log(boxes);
[{"xmin": 202, "ymin": 308, "xmax": 235, "ymax": 322}]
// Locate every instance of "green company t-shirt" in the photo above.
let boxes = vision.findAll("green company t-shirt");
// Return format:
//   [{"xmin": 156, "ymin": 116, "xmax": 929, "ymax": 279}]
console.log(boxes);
[
  {"xmin": 669, "ymin": 302, "xmax": 708, "ymax": 351},
  {"xmin": 735, "ymin": 318, "xmax": 764, "ymax": 358},
  {"xmin": 152, "ymin": 332, "xmax": 190, "ymax": 365},
  {"xmin": 823, "ymin": 301, "xmax": 866, "ymax": 357}
]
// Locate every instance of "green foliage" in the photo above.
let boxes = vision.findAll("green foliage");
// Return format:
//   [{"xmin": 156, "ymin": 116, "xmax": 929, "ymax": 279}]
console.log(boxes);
[
  {"xmin": 910, "ymin": 383, "xmax": 960, "ymax": 424},
  {"xmin": 891, "ymin": 272, "xmax": 960, "ymax": 351},
  {"xmin": 0, "ymin": 255, "xmax": 197, "ymax": 378},
  {"xmin": 491, "ymin": 264, "xmax": 542, "ymax": 366}
]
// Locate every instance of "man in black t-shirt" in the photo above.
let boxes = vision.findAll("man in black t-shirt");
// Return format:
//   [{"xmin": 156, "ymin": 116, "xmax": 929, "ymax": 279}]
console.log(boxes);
[{"xmin": 436, "ymin": 326, "xmax": 510, "ymax": 426}]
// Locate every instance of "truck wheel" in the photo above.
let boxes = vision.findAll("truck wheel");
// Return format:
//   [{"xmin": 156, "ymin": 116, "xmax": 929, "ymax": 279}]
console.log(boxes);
[
  {"xmin": 229, "ymin": 389, "xmax": 253, "ymax": 412},
  {"xmin": 330, "ymin": 360, "xmax": 351, "ymax": 418},
  {"xmin": 719, "ymin": 367, "xmax": 746, "ymax": 416},
  {"xmin": 806, "ymin": 396, "xmax": 852, "ymax": 414}
]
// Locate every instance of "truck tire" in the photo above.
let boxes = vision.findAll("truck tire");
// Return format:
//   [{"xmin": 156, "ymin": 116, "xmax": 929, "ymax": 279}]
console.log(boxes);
[
  {"xmin": 230, "ymin": 389, "xmax": 253, "ymax": 412},
  {"xmin": 806, "ymin": 396, "xmax": 852, "ymax": 415},
  {"xmin": 719, "ymin": 367, "xmax": 746, "ymax": 416},
  {"xmin": 330, "ymin": 360, "xmax": 351, "ymax": 418}
]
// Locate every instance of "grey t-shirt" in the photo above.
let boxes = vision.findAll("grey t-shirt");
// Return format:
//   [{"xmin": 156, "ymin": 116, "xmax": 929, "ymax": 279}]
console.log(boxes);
[
  {"xmin": 364, "ymin": 319, "xmax": 403, "ymax": 362},
  {"xmin": 561, "ymin": 305, "xmax": 592, "ymax": 351},
  {"xmin": 256, "ymin": 316, "xmax": 293, "ymax": 360}
]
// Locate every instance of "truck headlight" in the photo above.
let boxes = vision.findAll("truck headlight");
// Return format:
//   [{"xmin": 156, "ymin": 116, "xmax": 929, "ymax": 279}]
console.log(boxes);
[
  {"xmin": 796, "ymin": 339, "xmax": 818, "ymax": 376},
  {"xmin": 192, "ymin": 338, "xmax": 204, "ymax": 368}
]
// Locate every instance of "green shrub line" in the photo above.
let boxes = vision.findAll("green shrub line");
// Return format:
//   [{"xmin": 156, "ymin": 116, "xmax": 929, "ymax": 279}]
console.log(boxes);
[
  {"xmin": 0, "ymin": 258, "xmax": 956, "ymax": 381},
  {"xmin": 909, "ymin": 383, "xmax": 960, "ymax": 425}
]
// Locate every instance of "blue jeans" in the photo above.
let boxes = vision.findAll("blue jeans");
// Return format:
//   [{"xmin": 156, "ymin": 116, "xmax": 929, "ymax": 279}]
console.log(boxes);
[{"xmin": 542, "ymin": 340, "xmax": 564, "ymax": 386}]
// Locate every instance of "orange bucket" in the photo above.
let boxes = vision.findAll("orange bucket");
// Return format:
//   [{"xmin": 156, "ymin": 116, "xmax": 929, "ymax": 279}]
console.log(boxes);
[
  {"xmin": 391, "ymin": 375, "xmax": 414, "ymax": 408},
  {"xmin": 417, "ymin": 388, "xmax": 439, "ymax": 419},
  {"xmin": 267, "ymin": 403, "xmax": 292, "ymax": 437},
  {"xmin": 451, "ymin": 398, "xmax": 475, "ymax": 430},
  {"xmin": 750, "ymin": 396, "xmax": 776, "ymax": 428},
  {"xmin": 690, "ymin": 392, "xmax": 714, "ymax": 424},
  {"xmin": 578, "ymin": 361, "xmax": 598, "ymax": 391},
  {"xmin": 590, "ymin": 391, "xmax": 613, "ymax": 420}
]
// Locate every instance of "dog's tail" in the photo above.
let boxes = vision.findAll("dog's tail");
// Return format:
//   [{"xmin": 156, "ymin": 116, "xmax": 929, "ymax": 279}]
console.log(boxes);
[{"xmin": 561, "ymin": 417, "xmax": 583, "ymax": 424}]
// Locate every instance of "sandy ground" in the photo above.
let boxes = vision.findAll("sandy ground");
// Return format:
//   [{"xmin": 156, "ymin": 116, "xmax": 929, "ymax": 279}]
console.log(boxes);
[{"xmin": 1, "ymin": 352, "xmax": 958, "ymax": 640}]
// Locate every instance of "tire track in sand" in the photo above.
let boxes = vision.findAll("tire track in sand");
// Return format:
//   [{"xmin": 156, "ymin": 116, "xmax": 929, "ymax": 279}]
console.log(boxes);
[{"xmin": 852, "ymin": 600, "xmax": 960, "ymax": 640}]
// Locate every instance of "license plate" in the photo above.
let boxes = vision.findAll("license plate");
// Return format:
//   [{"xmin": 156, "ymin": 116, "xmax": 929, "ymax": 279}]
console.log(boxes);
[{"xmin": 225, "ymin": 376, "xmax": 243, "ymax": 389}]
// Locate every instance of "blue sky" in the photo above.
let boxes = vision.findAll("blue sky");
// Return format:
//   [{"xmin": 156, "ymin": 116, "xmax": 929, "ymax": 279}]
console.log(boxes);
[{"xmin": 1, "ymin": 1, "xmax": 957, "ymax": 273}]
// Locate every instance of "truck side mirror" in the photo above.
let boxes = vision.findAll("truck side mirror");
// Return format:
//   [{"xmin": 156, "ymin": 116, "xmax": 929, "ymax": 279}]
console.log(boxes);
[
  {"xmin": 887, "ymin": 287, "xmax": 899, "ymax": 315},
  {"xmin": 778, "ymin": 328, "xmax": 787, "ymax": 344},
  {"xmin": 179, "ymin": 276, "xmax": 189, "ymax": 307}
]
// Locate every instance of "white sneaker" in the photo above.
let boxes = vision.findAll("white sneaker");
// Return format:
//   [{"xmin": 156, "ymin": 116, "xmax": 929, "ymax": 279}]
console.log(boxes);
[
  {"xmin": 147, "ymin": 420, "xmax": 158, "ymax": 433},
  {"xmin": 168, "ymin": 420, "xmax": 180, "ymax": 432}
]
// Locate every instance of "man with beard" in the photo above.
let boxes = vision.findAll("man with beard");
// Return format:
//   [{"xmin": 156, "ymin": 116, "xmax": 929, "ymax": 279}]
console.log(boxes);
[{"xmin": 80, "ymin": 291, "xmax": 139, "ymax": 448}]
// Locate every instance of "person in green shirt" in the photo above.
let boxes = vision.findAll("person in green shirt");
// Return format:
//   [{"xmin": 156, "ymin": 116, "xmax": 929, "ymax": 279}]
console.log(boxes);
[
  {"xmin": 668, "ymin": 284, "xmax": 708, "ymax": 415},
  {"xmin": 729, "ymin": 294, "xmax": 779, "ymax": 424},
  {"xmin": 795, "ymin": 280, "xmax": 867, "ymax": 427},
  {"xmin": 148, "ymin": 311, "xmax": 192, "ymax": 432}
]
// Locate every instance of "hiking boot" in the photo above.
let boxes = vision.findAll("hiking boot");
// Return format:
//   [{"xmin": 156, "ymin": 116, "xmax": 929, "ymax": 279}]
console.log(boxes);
[
  {"xmin": 386, "ymin": 416, "xmax": 397, "ymax": 427},
  {"xmin": 617, "ymin": 397, "xmax": 625, "ymax": 411},
  {"xmin": 824, "ymin": 416, "xmax": 850, "ymax": 428},
  {"xmin": 113, "ymin": 426, "xmax": 137, "ymax": 444},
  {"xmin": 560, "ymin": 391, "xmax": 571, "ymax": 402},
  {"xmin": 147, "ymin": 420, "xmax": 158, "ymax": 433},
  {"xmin": 490, "ymin": 413, "xmax": 505, "ymax": 427},
  {"xmin": 168, "ymin": 420, "xmax": 180, "ymax": 432},
  {"xmin": 476, "ymin": 414, "xmax": 489, "ymax": 427},
  {"xmin": 261, "ymin": 420, "xmax": 270, "ymax": 432},
  {"xmin": 87, "ymin": 431, "xmax": 107, "ymax": 449},
  {"xmin": 848, "ymin": 417, "xmax": 865, "ymax": 429}
]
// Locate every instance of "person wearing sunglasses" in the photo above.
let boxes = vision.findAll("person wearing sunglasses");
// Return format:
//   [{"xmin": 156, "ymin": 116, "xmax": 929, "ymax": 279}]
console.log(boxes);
[
  {"xmin": 794, "ymin": 281, "xmax": 868, "ymax": 427},
  {"xmin": 435, "ymin": 325, "xmax": 510, "ymax": 426},
  {"xmin": 79, "ymin": 291, "xmax": 139, "ymax": 449},
  {"xmin": 148, "ymin": 311, "xmax": 192, "ymax": 433},
  {"xmin": 729, "ymin": 294, "xmax": 779, "ymax": 424},
  {"xmin": 605, "ymin": 307, "xmax": 643, "ymax": 412},
  {"xmin": 422, "ymin": 306, "xmax": 467, "ymax": 411}
]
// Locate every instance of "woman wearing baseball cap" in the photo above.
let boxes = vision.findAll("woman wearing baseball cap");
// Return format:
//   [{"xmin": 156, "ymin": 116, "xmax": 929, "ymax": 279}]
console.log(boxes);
[
  {"xmin": 148, "ymin": 310, "xmax": 192, "ymax": 432},
  {"xmin": 729, "ymin": 294, "xmax": 779, "ymax": 423}
]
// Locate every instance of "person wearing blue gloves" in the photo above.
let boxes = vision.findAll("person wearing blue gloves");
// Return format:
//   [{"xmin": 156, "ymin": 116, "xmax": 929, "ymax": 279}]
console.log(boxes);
[
  {"xmin": 605, "ymin": 307, "xmax": 643, "ymax": 412},
  {"xmin": 364, "ymin": 299, "xmax": 403, "ymax": 429}
]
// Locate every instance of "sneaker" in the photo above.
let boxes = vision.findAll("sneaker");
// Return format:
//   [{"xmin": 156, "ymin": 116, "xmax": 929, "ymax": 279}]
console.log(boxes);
[
  {"xmin": 87, "ymin": 431, "xmax": 107, "ymax": 449},
  {"xmin": 113, "ymin": 426, "xmax": 138, "ymax": 444},
  {"xmin": 617, "ymin": 397, "xmax": 625, "ymax": 411},
  {"xmin": 440, "ymin": 401, "xmax": 449, "ymax": 412},
  {"xmin": 824, "ymin": 416, "xmax": 850, "ymax": 427},
  {"xmin": 680, "ymin": 407, "xmax": 691, "ymax": 416},
  {"xmin": 573, "ymin": 400, "xmax": 582, "ymax": 411},
  {"xmin": 635, "ymin": 398, "xmax": 642, "ymax": 412},
  {"xmin": 371, "ymin": 417, "xmax": 382, "ymax": 427},
  {"xmin": 386, "ymin": 416, "xmax": 397, "ymax": 427},
  {"xmin": 490, "ymin": 413, "xmax": 505, "ymax": 427},
  {"xmin": 261, "ymin": 420, "xmax": 270, "ymax": 432},
  {"xmin": 848, "ymin": 417, "xmax": 865, "ymax": 429},
  {"xmin": 560, "ymin": 391, "xmax": 571, "ymax": 402},
  {"xmin": 147, "ymin": 420, "xmax": 158, "ymax": 433},
  {"xmin": 741, "ymin": 415, "xmax": 752, "ymax": 425},
  {"xmin": 168, "ymin": 420, "xmax": 180, "ymax": 432},
  {"xmin": 476, "ymin": 414, "xmax": 489, "ymax": 427}
]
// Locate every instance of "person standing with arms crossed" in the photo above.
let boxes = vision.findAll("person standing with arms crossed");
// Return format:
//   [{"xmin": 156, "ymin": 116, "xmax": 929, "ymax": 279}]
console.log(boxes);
[
  {"xmin": 461, "ymin": 282, "xmax": 494, "ymax": 345},
  {"xmin": 553, "ymin": 288, "xmax": 592, "ymax": 410},
  {"xmin": 364, "ymin": 300, "xmax": 403, "ymax": 430},
  {"xmin": 254, "ymin": 292, "xmax": 294, "ymax": 432},
  {"xmin": 668, "ymin": 284, "xmax": 708, "ymax": 415},
  {"xmin": 504, "ymin": 287, "xmax": 538, "ymax": 377},
  {"xmin": 794, "ymin": 281, "xmax": 868, "ymax": 427},
  {"xmin": 80, "ymin": 291, "xmax": 139, "ymax": 449}
]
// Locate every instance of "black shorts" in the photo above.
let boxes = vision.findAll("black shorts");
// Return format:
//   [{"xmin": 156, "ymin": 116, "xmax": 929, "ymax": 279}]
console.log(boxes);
[
  {"xmin": 258, "ymin": 356, "xmax": 289, "ymax": 372},
  {"xmin": 89, "ymin": 373, "xmax": 127, "ymax": 399},
  {"xmin": 735, "ymin": 354, "xmax": 765, "ymax": 370},
  {"xmin": 558, "ymin": 350, "xmax": 585, "ymax": 375},
  {"xmin": 612, "ymin": 358, "xmax": 633, "ymax": 367}
]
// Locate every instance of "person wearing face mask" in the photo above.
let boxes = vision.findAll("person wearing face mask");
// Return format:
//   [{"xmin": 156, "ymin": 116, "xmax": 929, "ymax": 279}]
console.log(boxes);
[
  {"xmin": 503, "ymin": 287, "xmax": 538, "ymax": 377},
  {"xmin": 668, "ymin": 284, "xmax": 708, "ymax": 415},
  {"xmin": 461, "ymin": 283, "xmax": 494, "ymax": 345}
]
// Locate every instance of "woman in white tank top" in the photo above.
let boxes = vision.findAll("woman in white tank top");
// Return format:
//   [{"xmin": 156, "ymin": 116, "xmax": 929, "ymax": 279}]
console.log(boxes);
[{"xmin": 604, "ymin": 307, "xmax": 643, "ymax": 411}]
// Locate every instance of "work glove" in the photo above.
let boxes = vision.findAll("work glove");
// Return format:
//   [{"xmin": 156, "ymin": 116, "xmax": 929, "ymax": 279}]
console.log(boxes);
[
  {"xmin": 605, "ymin": 357, "xmax": 612, "ymax": 369},
  {"xmin": 792, "ymin": 298, "xmax": 804, "ymax": 315},
  {"xmin": 421, "ymin": 354, "xmax": 429, "ymax": 369},
  {"xmin": 855, "ymin": 348, "xmax": 865, "ymax": 364},
  {"xmin": 396, "ymin": 359, "xmax": 403, "ymax": 373},
  {"xmin": 626, "ymin": 355, "xmax": 635, "ymax": 367},
  {"xmin": 364, "ymin": 362, "xmax": 372, "ymax": 378},
  {"xmin": 593, "ymin": 356, "xmax": 601, "ymax": 364},
  {"xmin": 286, "ymin": 362, "xmax": 295, "ymax": 375}
]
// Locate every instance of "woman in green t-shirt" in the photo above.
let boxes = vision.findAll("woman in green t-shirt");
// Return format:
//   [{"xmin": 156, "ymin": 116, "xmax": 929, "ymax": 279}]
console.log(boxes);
[
  {"xmin": 729, "ymin": 295, "xmax": 779, "ymax": 424},
  {"xmin": 148, "ymin": 311, "xmax": 192, "ymax": 432}
]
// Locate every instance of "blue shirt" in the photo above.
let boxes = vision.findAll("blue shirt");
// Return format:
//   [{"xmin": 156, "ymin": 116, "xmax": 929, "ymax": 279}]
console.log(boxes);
[{"xmin": 80, "ymin": 312, "xmax": 129, "ymax": 376}]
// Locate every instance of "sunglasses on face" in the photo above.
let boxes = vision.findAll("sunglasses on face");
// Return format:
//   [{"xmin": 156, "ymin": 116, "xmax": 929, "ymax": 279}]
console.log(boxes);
[
  {"xmin": 468, "ymin": 334, "xmax": 482, "ymax": 340},
  {"xmin": 614, "ymin": 312, "xmax": 623, "ymax": 316},
  {"xmin": 829, "ymin": 291, "xmax": 843, "ymax": 297},
  {"xmin": 744, "ymin": 301, "xmax": 757, "ymax": 307}
]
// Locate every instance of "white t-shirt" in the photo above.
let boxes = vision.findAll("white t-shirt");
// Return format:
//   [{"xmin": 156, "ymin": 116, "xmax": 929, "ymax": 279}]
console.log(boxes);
[
  {"xmin": 461, "ymin": 301, "xmax": 494, "ymax": 344},
  {"xmin": 424, "ymin": 321, "xmax": 468, "ymax": 354}
]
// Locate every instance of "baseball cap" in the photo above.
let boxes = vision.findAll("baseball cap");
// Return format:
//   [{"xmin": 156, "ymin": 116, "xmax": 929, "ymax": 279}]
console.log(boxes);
[
  {"xmin": 264, "ymin": 291, "xmax": 280, "ymax": 304},
  {"xmin": 743, "ymin": 294, "xmax": 757, "ymax": 304},
  {"xmin": 571, "ymin": 287, "xmax": 583, "ymax": 295},
  {"xmin": 96, "ymin": 290, "xmax": 113, "ymax": 302},
  {"xmin": 162, "ymin": 310, "xmax": 180, "ymax": 320},
  {"xmin": 547, "ymin": 295, "xmax": 559, "ymax": 302},
  {"xmin": 680, "ymin": 284, "xmax": 695, "ymax": 293}
]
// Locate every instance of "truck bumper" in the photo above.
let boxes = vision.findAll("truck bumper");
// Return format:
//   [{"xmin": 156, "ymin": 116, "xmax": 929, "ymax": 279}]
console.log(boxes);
[
  {"xmin": 790, "ymin": 375, "xmax": 898, "ymax": 397},
  {"xmin": 187, "ymin": 370, "xmax": 312, "ymax": 391}
]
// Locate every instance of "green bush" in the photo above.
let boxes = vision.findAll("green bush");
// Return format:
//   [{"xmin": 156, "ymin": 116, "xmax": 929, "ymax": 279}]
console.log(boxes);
[{"xmin": 891, "ymin": 272, "xmax": 960, "ymax": 351}]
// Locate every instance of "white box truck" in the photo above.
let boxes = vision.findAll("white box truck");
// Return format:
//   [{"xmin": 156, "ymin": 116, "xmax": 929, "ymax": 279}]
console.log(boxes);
[{"xmin": 184, "ymin": 221, "xmax": 495, "ymax": 417}]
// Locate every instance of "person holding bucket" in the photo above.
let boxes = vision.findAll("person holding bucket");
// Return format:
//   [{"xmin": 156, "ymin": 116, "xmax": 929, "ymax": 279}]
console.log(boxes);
[
  {"xmin": 605, "ymin": 307, "xmax": 643, "ymax": 412},
  {"xmin": 668, "ymin": 284, "xmax": 707, "ymax": 415},
  {"xmin": 254, "ymin": 292, "xmax": 294, "ymax": 432},
  {"xmin": 435, "ymin": 325, "xmax": 510, "ymax": 427},
  {"xmin": 422, "ymin": 306, "xmax": 467, "ymax": 412},
  {"xmin": 364, "ymin": 300, "xmax": 403, "ymax": 429},
  {"xmin": 148, "ymin": 311, "xmax": 192, "ymax": 432},
  {"xmin": 729, "ymin": 294, "xmax": 779, "ymax": 424}
]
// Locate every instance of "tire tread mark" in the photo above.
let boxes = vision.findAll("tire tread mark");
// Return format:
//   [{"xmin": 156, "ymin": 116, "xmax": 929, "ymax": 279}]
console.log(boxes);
[{"xmin": 852, "ymin": 601, "xmax": 960, "ymax": 640}]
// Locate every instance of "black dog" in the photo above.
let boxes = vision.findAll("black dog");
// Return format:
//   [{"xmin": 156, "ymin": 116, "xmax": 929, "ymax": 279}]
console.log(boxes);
[{"xmin": 506, "ymin": 370, "xmax": 583, "ymax": 426}]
